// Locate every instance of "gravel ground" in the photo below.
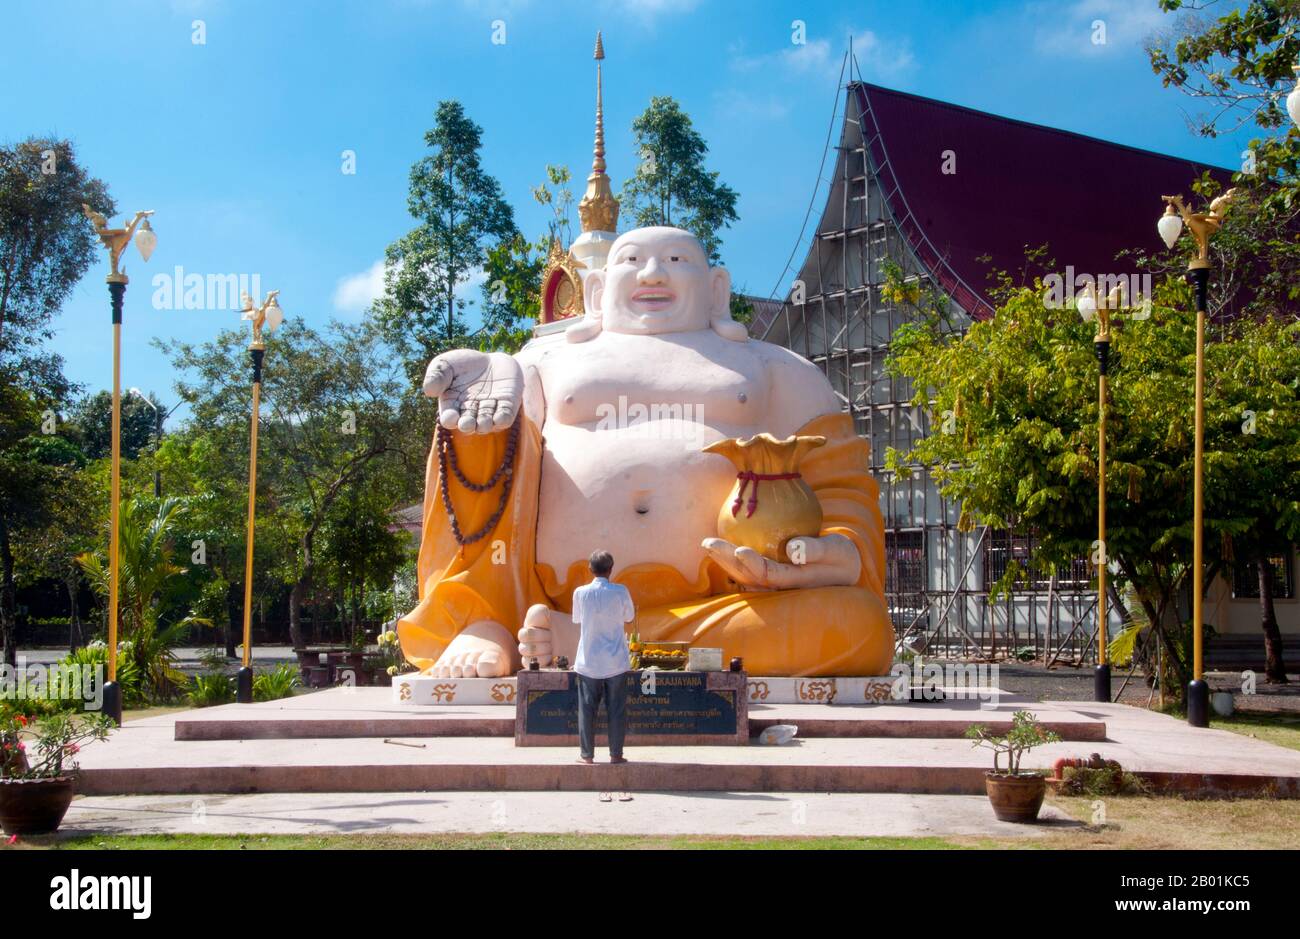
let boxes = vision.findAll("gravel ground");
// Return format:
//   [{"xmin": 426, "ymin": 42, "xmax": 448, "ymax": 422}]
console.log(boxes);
[{"xmin": 972, "ymin": 660, "xmax": 1300, "ymax": 712}]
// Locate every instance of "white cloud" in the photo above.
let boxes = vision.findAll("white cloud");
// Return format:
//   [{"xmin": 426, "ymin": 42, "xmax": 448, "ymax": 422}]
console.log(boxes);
[
  {"xmin": 1031, "ymin": 0, "xmax": 1166, "ymax": 58},
  {"xmin": 333, "ymin": 259, "xmax": 387, "ymax": 314},
  {"xmin": 731, "ymin": 28, "xmax": 915, "ymax": 84},
  {"xmin": 332, "ymin": 260, "xmax": 490, "ymax": 315}
]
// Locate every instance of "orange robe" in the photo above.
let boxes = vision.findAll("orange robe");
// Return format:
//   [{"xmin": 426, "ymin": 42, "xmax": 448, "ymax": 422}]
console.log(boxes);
[{"xmin": 397, "ymin": 411, "xmax": 895, "ymax": 676}]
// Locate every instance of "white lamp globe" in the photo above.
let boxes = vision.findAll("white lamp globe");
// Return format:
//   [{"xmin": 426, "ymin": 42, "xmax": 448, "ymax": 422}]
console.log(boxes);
[
  {"xmin": 1288, "ymin": 69, "xmax": 1300, "ymax": 130},
  {"xmin": 1076, "ymin": 288, "xmax": 1097, "ymax": 322},
  {"xmin": 264, "ymin": 297, "xmax": 284, "ymax": 333},
  {"xmin": 135, "ymin": 219, "xmax": 157, "ymax": 262},
  {"xmin": 1157, "ymin": 206, "xmax": 1183, "ymax": 250}
]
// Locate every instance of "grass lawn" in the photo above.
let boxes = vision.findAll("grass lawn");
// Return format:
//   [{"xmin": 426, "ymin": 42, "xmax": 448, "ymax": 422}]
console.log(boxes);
[
  {"xmin": 7, "ymin": 794, "xmax": 1298, "ymax": 850},
  {"xmin": 1211, "ymin": 712, "xmax": 1300, "ymax": 752}
]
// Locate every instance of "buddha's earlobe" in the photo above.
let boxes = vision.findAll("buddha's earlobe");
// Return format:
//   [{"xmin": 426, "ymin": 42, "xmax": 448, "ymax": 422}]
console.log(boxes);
[
  {"xmin": 708, "ymin": 265, "xmax": 747, "ymax": 342},
  {"xmin": 568, "ymin": 270, "xmax": 605, "ymax": 344}
]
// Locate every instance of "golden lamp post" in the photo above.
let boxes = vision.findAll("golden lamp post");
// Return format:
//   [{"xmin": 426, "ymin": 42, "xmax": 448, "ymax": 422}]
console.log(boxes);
[
  {"xmin": 82, "ymin": 205, "xmax": 158, "ymax": 726},
  {"xmin": 1157, "ymin": 188, "xmax": 1235, "ymax": 728},
  {"xmin": 236, "ymin": 289, "xmax": 284, "ymax": 703},
  {"xmin": 1076, "ymin": 281, "xmax": 1145, "ymax": 703}
]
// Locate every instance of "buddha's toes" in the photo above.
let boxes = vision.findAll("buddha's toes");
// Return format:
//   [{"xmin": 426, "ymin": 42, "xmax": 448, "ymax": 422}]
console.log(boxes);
[{"xmin": 427, "ymin": 620, "xmax": 518, "ymax": 678}]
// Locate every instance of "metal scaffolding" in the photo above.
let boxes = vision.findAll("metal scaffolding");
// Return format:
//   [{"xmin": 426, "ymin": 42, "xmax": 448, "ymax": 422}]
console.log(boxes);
[{"xmin": 759, "ymin": 79, "xmax": 1100, "ymax": 663}]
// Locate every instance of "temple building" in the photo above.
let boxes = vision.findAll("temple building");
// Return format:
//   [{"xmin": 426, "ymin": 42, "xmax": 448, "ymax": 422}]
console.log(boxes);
[{"xmin": 754, "ymin": 80, "xmax": 1296, "ymax": 666}]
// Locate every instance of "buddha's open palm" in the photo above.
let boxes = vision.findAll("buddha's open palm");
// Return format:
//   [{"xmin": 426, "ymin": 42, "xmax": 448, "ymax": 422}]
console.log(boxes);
[
  {"xmin": 422, "ymin": 349, "xmax": 523, "ymax": 434},
  {"xmin": 701, "ymin": 533, "xmax": 861, "ymax": 590}
]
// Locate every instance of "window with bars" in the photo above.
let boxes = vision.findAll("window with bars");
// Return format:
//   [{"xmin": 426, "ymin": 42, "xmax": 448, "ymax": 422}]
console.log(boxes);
[
  {"xmin": 887, "ymin": 530, "xmax": 925, "ymax": 594},
  {"xmin": 886, "ymin": 530, "xmax": 926, "ymax": 628},
  {"xmin": 983, "ymin": 530, "xmax": 1090, "ymax": 592},
  {"xmin": 1231, "ymin": 552, "xmax": 1295, "ymax": 600}
]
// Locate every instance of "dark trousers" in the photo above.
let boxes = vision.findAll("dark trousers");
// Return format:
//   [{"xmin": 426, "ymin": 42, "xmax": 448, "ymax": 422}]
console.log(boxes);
[{"xmin": 577, "ymin": 672, "xmax": 627, "ymax": 759}]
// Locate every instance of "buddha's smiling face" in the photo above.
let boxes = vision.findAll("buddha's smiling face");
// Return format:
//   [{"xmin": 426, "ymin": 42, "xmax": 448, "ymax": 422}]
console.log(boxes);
[{"xmin": 590, "ymin": 227, "xmax": 728, "ymax": 335}]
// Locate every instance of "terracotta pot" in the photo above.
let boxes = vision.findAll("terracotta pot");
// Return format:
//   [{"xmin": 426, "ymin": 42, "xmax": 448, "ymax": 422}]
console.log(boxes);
[
  {"xmin": 0, "ymin": 777, "xmax": 76, "ymax": 835},
  {"xmin": 984, "ymin": 772, "xmax": 1046, "ymax": 823},
  {"xmin": 704, "ymin": 433, "xmax": 826, "ymax": 563}
]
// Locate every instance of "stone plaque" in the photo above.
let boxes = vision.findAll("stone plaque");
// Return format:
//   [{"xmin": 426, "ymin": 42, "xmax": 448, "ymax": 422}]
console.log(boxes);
[{"xmin": 515, "ymin": 669, "xmax": 747, "ymax": 746}]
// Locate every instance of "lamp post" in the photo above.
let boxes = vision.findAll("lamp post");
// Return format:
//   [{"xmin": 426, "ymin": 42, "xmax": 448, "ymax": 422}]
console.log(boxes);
[
  {"xmin": 1076, "ymin": 282, "xmax": 1145, "ymax": 703},
  {"xmin": 1158, "ymin": 189, "xmax": 1236, "ymax": 727},
  {"xmin": 236, "ymin": 290, "xmax": 284, "ymax": 703},
  {"xmin": 82, "ymin": 205, "xmax": 157, "ymax": 726},
  {"xmin": 127, "ymin": 389, "xmax": 182, "ymax": 498}
]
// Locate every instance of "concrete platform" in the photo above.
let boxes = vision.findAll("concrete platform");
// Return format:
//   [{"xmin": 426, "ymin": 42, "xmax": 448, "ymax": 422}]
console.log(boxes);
[
  {"xmin": 173, "ymin": 687, "xmax": 1106, "ymax": 742},
  {"xmin": 77, "ymin": 698, "xmax": 1300, "ymax": 798},
  {"xmin": 60, "ymin": 791, "xmax": 1075, "ymax": 839}
]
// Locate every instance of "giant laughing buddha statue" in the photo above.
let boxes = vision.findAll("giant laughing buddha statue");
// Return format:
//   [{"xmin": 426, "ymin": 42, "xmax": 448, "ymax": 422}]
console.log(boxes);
[
  {"xmin": 395, "ymin": 221, "xmax": 896, "ymax": 680},
  {"xmin": 396, "ymin": 34, "xmax": 893, "ymax": 680}
]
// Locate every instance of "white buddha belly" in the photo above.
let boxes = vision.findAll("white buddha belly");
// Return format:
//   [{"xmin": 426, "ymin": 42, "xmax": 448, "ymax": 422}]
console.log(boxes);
[{"xmin": 530, "ymin": 330, "xmax": 776, "ymax": 581}]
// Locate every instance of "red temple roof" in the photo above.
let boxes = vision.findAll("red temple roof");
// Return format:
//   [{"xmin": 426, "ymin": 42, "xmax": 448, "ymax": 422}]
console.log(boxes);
[{"xmin": 855, "ymin": 82, "xmax": 1236, "ymax": 319}]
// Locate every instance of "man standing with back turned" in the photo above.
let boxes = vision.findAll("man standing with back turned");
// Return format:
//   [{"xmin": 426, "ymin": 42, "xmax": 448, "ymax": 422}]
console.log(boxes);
[{"xmin": 572, "ymin": 550, "xmax": 635, "ymax": 765}]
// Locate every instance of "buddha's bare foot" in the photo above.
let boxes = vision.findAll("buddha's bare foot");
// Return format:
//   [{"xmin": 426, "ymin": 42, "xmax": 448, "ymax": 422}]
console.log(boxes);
[
  {"xmin": 517, "ymin": 604, "xmax": 580, "ymax": 667},
  {"xmin": 427, "ymin": 620, "xmax": 518, "ymax": 678}
]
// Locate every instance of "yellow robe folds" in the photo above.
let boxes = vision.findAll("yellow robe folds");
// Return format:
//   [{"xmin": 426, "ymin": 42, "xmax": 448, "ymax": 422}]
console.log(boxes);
[{"xmin": 397, "ymin": 411, "xmax": 895, "ymax": 677}]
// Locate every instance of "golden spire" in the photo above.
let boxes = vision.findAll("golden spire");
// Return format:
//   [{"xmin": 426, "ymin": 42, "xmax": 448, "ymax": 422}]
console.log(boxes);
[
  {"xmin": 592, "ymin": 31, "xmax": 606, "ymax": 175},
  {"xmin": 579, "ymin": 30, "xmax": 619, "ymax": 234}
]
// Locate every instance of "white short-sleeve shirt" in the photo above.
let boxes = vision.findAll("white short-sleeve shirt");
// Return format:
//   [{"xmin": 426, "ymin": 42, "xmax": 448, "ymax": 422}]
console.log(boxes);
[{"xmin": 571, "ymin": 577, "xmax": 635, "ymax": 679}]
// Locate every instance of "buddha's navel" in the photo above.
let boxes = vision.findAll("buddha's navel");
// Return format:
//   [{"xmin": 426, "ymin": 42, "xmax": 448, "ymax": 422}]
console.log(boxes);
[
  {"xmin": 738, "ymin": 392, "xmax": 747, "ymax": 403},
  {"xmin": 633, "ymin": 489, "xmax": 652, "ymax": 516}
]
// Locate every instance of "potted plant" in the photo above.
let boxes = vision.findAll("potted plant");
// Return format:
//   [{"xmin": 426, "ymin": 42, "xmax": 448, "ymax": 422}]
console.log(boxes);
[
  {"xmin": 0, "ymin": 705, "xmax": 113, "ymax": 835},
  {"xmin": 965, "ymin": 710, "xmax": 1061, "ymax": 823}
]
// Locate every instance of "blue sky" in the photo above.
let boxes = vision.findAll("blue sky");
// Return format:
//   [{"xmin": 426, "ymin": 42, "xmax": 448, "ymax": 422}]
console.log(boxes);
[{"xmin": 5, "ymin": 0, "xmax": 1253, "ymax": 417}]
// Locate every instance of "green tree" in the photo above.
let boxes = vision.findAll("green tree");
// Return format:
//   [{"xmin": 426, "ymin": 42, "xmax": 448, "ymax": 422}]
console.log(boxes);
[
  {"xmin": 152, "ymin": 428, "xmax": 270, "ymax": 657},
  {"xmin": 477, "ymin": 165, "xmax": 578, "ymax": 354},
  {"xmin": 532, "ymin": 163, "xmax": 575, "ymax": 247},
  {"xmin": 318, "ymin": 483, "xmax": 409, "ymax": 645},
  {"xmin": 161, "ymin": 320, "xmax": 424, "ymax": 649},
  {"xmin": 68, "ymin": 389, "xmax": 160, "ymax": 461},
  {"xmin": 373, "ymin": 101, "xmax": 518, "ymax": 388},
  {"xmin": 0, "ymin": 138, "xmax": 111, "ymax": 357},
  {"xmin": 1148, "ymin": 1, "xmax": 1300, "ymax": 146},
  {"xmin": 1148, "ymin": 2, "xmax": 1300, "ymax": 676},
  {"xmin": 885, "ymin": 274, "xmax": 1300, "ymax": 699},
  {"xmin": 0, "ymin": 386, "xmax": 89, "ymax": 664},
  {"xmin": 478, "ymin": 233, "xmax": 543, "ymax": 354},
  {"xmin": 621, "ymin": 96, "xmax": 739, "ymax": 262},
  {"xmin": 0, "ymin": 138, "xmax": 109, "ymax": 663},
  {"xmin": 1200, "ymin": 318, "xmax": 1300, "ymax": 681},
  {"xmin": 12, "ymin": 459, "xmax": 98, "ymax": 652}
]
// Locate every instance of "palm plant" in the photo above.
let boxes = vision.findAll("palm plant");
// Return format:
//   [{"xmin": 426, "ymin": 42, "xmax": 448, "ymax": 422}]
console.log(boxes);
[
  {"xmin": 253, "ymin": 664, "xmax": 300, "ymax": 702},
  {"xmin": 77, "ymin": 497, "xmax": 210, "ymax": 702}
]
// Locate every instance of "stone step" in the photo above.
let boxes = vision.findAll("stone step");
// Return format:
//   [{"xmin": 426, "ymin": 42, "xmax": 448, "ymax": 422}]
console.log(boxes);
[
  {"xmin": 172, "ymin": 688, "xmax": 1107, "ymax": 742},
  {"xmin": 77, "ymin": 705, "xmax": 1300, "ymax": 799}
]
